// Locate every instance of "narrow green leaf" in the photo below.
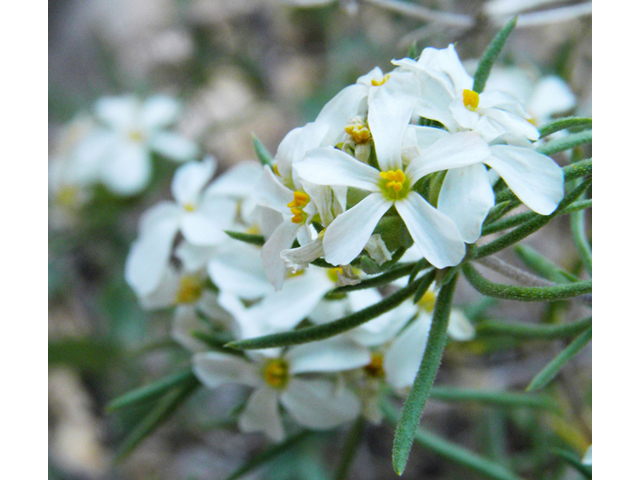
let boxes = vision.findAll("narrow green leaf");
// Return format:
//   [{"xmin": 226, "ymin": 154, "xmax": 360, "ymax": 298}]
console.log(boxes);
[
  {"xmin": 190, "ymin": 331, "xmax": 245, "ymax": 356},
  {"xmin": 473, "ymin": 16, "xmax": 518, "ymax": 93},
  {"xmin": 107, "ymin": 370, "xmax": 196, "ymax": 412},
  {"xmin": 392, "ymin": 275, "xmax": 458, "ymax": 475},
  {"xmin": 484, "ymin": 200, "xmax": 519, "ymax": 225},
  {"xmin": 476, "ymin": 179, "xmax": 592, "ymax": 259},
  {"xmin": 332, "ymin": 262, "xmax": 425, "ymax": 294},
  {"xmin": 225, "ymin": 230, "xmax": 265, "ymax": 246},
  {"xmin": 382, "ymin": 399, "xmax": 523, "ymax": 480},
  {"xmin": 536, "ymin": 130, "xmax": 592, "ymax": 156},
  {"xmin": 562, "ymin": 158, "xmax": 592, "ymax": 181},
  {"xmin": 115, "ymin": 376, "xmax": 200, "ymax": 460},
  {"xmin": 513, "ymin": 245, "xmax": 580, "ymax": 283},
  {"xmin": 408, "ymin": 258, "xmax": 428, "ymax": 284},
  {"xmin": 538, "ymin": 117, "xmax": 592, "ymax": 138},
  {"xmin": 476, "ymin": 317, "xmax": 591, "ymax": 340},
  {"xmin": 252, "ymin": 133, "xmax": 273, "ymax": 167},
  {"xmin": 526, "ymin": 326, "xmax": 592, "ymax": 392},
  {"xmin": 462, "ymin": 263, "xmax": 591, "ymax": 302},
  {"xmin": 412, "ymin": 268, "xmax": 437, "ymax": 304},
  {"xmin": 570, "ymin": 207, "xmax": 592, "ymax": 275},
  {"xmin": 227, "ymin": 270, "xmax": 432, "ymax": 350},
  {"xmin": 225, "ymin": 431, "xmax": 313, "ymax": 480},
  {"xmin": 429, "ymin": 387, "xmax": 560, "ymax": 413},
  {"xmin": 550, "ymin": 448, "xmax": 592, "ymax": 479},
  {"xmin": 428, "ymin": 170, "xmax": 447, "ymax": 207},
  {"xmin": 333, "ymin": 417, "xmax": 365, "ymax": 480}
]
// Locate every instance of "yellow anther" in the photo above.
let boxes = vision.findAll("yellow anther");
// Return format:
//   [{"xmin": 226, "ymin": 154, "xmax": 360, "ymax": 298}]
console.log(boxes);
[
  {"xmin": 273, "ymin": 163, "xmax": 280, "ymax": 176},
  {"xmin": 379, "ymin": 169, "xmax": 409, "ymax": 200},
  {"xmin": 128, "ymin": 129, "xmax": 145, "ymax": 142},
  {"xmin": 246, "ymin": 224, "xmax": 261, "ymax": 235},
  {"xmin": 364, "ymin": 352, "xmax": 385, "ymax": 379},
  {"xmin": 463, "ymin": 89, "xmax": 480, "ymax": 110},
  {"xmin": 371, "ymin": 74, "xmax": 390, "ymax": 87},
  {"xmin": 263, "ymin": 358, "xmax": 289, "ymax": 389},
  {"xmin": 417, "ymin": 290, "xmax": 436, "ymax": 312},
  {"xmin": 289, "ymin": 190, "xmax": 310, "ymax": 224},
  {"xmin": 327, "ymin": 267, "xmax": 344, "ymax": 283},
  {"xmin": 345, "ymin": 122, "xmax": 371, "ymax": 144},
  {"xmin": 175, "ymin": 275, "xmax": 204, "ymax": 304},
  {"xmin": 392, "ymin": 183, "xmax": 402, "ymax": 192},
  {"xmin": 183, "ymin": 203, "xmax": 196, "ymax": 212}
]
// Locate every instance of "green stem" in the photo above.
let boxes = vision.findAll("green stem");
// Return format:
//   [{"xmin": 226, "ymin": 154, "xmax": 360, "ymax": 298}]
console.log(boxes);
[
  {"xmin": 526, "ymin": 327, "xmax": 592, "ymax": 392},
  {"xmin": 429, "ymin": 387, "xmax": 560, "ymax": 413},
  {"xmin": 332, "ymin": 262, "xmax": 424, "ymax": 294},
  {"xmin": 538, "ymin": 117, "xmax": 592, "ymax": 138},
  {"xmin": 462, "ymin": 264, "xmax": 591, "ymax": 302},
  {"xmin": 333, "ymin": 417, "xmax": 365, "ymax": 480},
  {"xmin": 382, "ymin": 399, "xmax": 524, "ymax": 480},
  {"xmin": 536, "ymin": 130, "xmax": 592, "ymax": 156},
  {"xmin": 476, "ymin": 317, "xmax": 591, "ymax": 339},
  {"xmin": 392, "ymin": 274, "xmax": 458, "ymax": 475},
  {"xmin": 227, "ymin": 270, "xmax": 435, "ymax": 350},
  {"xmin": 570, "ymin": 207, "xmax": 592, "ymax": 276},
  {"xmin": 473, "ymin": 16, "xmax": 518, "ymax": 93}
]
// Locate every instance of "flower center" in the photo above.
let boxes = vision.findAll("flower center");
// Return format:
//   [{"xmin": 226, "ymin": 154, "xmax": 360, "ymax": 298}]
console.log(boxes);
[
  {"xmin": 263, "ymin": 358, "xmax": 289, "ymax": 389},
  {"xmin": 183, "ymin": 203, "xmax": 196, "ymax": 212},
  {"xmin": 345, "ymin": 117, "xmax": 371, "ymax": 144},
  {"xmin": 287, "ymin": 191, "xmax": 310, "ymax": 224},
  {"xmin": 364, "ymin": 352, "xmax": 385, "ymax": 379},
  {"xmin": 379, "ymin": 169, "xmax": 410, "ymax": 200},
  {"xmin": 371, "ymin": 74, "xmax": 390, "ymax": 87},
  {"xmin": 327, "ymin": 267, "xmax": 343, "ymax": 283},
  {"xmin": 56, "ymin": 186, "xmax": 79, "ymax": 208},
  {"xmin": 417, "ymin": 290, "xmax": 436, "ymax": 313},
  {"xmin": 128, "ymin": 129, "xmax": 145, "ymax": 143},
  {"xmin": 463, "ymin": 89, "xmax": 480, "ymax": 111},
  {"xmin": 175, "ymin": 275, "xmax": 204, "ymax": 304}
]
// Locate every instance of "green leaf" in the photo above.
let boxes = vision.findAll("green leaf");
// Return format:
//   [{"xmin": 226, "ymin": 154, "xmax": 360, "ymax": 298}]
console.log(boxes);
[
  {"xmin": 252, "ymin": 133, "xmax": 273, "ymax": 167},
  {"xmin": 225, "ymin": 431, "xmax": 313, "ymax": 480},
  {"xmin": 392, "ymin": 274, "xmax": 458, "ymax": 475},
  {"xmin": 429, "ymin": 387, "xmax": 560, "ymax": 413},
  {"xmin": 538, "ymin": 117, "xmax": 592, "ymax": 138},
  {"xmin": 570, "ymin": 206, "xmax": 592, "ymax": 276},
  {"xmin": 227, "ymin": 269, "xmax": 433, "ymax": 350},
  {"xmin": 473, "ymin": 16, "xmax": 518, "ymax": 93},
  {"xmin": 333, "ymin": 417, "xmax": 365, "ymax": 480},
  {"xmin": 49, "ymin": 338, "xmax": 121, "ymax": 374},
  {"xmin": 427, "ymin": 171, "xmax": 447, "ymax": 207},
  {"xmin": 526, "ymin": 326, "xmax": 592, "ymax": 392},
  {"xmin": 476, "ymin": 317, "xmax": 591, "ymax": 340},
  {"xmin": 224, "ymin": 230, "xmax": 265, "ymax": 246},
  {"xmin": 115, "ymin": 376, "xmax": 200, "ymax": 460},
  {"xmin": 476, "ymin": 179, "xmax": 592, "ymax": 259},
  {"xmin": 382, "ymin": 399, "xmax": 524, "ymax": 480},
  {"xmin": 513, "ymin": 245, "xmax": 580, "ymax": 283},
  {"xmin": 107, "ymin": 370, "xmax": 196, "ymax": 412},
  {"xmin": 412, "ymin": 268, "xmax": 437, "ymax": 304},
  {"xmin": 332, "ymin": 262, "xmax": 426, "ymax": 294},
  {"xmin": 550, "ymin": 448, "xmax": 592, "ymax": 479},
  {"xmin": 536, "ymin": 130, "xmax": 592, "ymax": 156},
  {"xmin": 462, "ymin": 263, "xmax": 591, "ymax": 302}
]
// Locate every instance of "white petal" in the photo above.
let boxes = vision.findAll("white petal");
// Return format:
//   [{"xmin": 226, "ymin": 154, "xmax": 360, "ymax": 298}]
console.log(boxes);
[
  {"xmin": 150, "ymin": 132, "xmax": 199, "ymax": 162},
  {"xmin": 368, "ymin": 87, "xmax": 414, "ymax": 171},
  {"xmin": 405, "ymin": 125, "xmax": 449, "ymax": 152},
  {"xmin": 94, "ymin": 96, "xmax": 138, "ymax": 129},
  {"xmin": 482, "ymin": 108, "xmax": 540, "ymax": 141},
  {"xmin": 207, "ymin": 242, "xmax": 272, "ymax": 299},
  {"xmin": 405, "ymin": 131, "xmax": 491, "ymax": 181},
  {"xmin": 322, "ymin": 193, "xmax": 392, "ymax": 266},
  {"xmin": 100, "ymin": 143, "xmax": 152, "ymax": 195},
  {"xmin": 349, "ymin": 296, "xmax": 415, "ymax": 347},
  {"xmin": 138, "ymin": 201, "xmax": 182, "ymax": 236},
  {"xmin": 261, "ymin": 221, "xmax": 299, "ymax": 290},
  {"xmin": 384, "ymin": 313, "xmax": 432, "ymax": 391},
  {"xmin": 281, "ymin": 235, "xmax": 324, "ymax": 272},
  {"xmin": 280, "ymin": 378, "xmax": 360, "ymax": 429},
  {"xmin": 316, "ymin": 84, "xmax": 368, "ymax": 143},
  {"xmin": 204, "ymin": 161, "xmax": 262, "ymax": 198},
  {"xmin": 239, "ymin": 386, "xmax": 285, "ymax": 442},
  {"xmin": 171, "ymin": 157, "xmax": 216, "ymax": 206},
  {"xmin": 528, "ymin": 75, "xmax": 576, "ymax": 122},
  {"xmin": 175, "ymin": 241, "xmax": 218, "ymax": 272},
  {"xmin": 139, "ymin": 95, "xmax": 180, "ymax": 130},
  {"xmin": 193, "ymin": 352, "xmax": 261, "ymax": 388},
  {"xmin": 180, "ymin": 209, "xmax": 229, "ymax": 246},
  {"xmin": 295, "ymin": 147, "xmax": 380, "ymax": 191},
  {"xmin": 287, "ymin": 337, "xmax": 371, "ymax": 374},
  {"xmin": 139, "ymin": 266, "xmax": 180, "ymax": 310},
  {"xmin": 437, "ymin": 164, "xmax": 495, "ymax": 243},
  {"xmin": 124, "ymin": 219, "xmax": 180, "ymax": 296},
  {"xmin": 395, "ymin": 192, "xmax": 465, "ymax": 268},
  {"xmin": 447, "ymin": 309, "xmax": 476, "ymax": 341},
  {"xmin": 254, "ymin": 166, "xmax": 294, "ymax": 214},
  {"xmin": 486, "ymin": 145, "xmax": 564, "ymax": 215}
]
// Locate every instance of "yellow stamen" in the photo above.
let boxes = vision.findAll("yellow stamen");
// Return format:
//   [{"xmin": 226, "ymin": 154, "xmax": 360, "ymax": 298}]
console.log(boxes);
[
  {"xmin": 364, "ymin": 352, "xmax": 385, "ymax": 379},
  {"xmin": 175, "ymin": 275, "xmax": 204, "ymax": 304},
  {"xmin": 327, "ymin": 267, "xmax": 343, "ymax": 283},
  {"xmin": 183, "ymin": 203, "xmax": 196, "ymax": 212},
  {"xmin": 273, "ymin": 163, "xmax": 280, "ymax": 176},
  {"xmin": 378, "ymin": 169, "xmax": 409, "ymax": 200},
  {"xmin": 371, "ymin": 74, "xmax": 390, "ymax": 87},
  {"xmin": 345, "ymin": 118, "xmax": 372, "ymax": 144},
  {"xmin": 128, "ymin": 129, "xmax": 145, "ymax": 142},
  {"xmin": 263, "ymin": 358, "xmax": 289, "ymax": 389},
  {"xmin": 288, "ymin": 190, "xmax": 310, "ymax": 224},
  {"xmin": 463, "ymin": 89, "xmax": 480, "ymax": 110}
]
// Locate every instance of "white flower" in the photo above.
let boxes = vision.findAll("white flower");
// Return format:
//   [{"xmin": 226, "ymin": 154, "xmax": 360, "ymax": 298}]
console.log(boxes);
[
  {"xmin": 193, "ymin": 338, "xmax": 368, "ymax": 441},
  {"xmin": 125, "ymin": 157, "xmax": 237, "ymax": 297},
  {"xmin": 76, "ymin": 95, "xmax": 199, "ymax": 195},
  {"xmin": 295, "ymin": 86, "xmax": 490, "ymax": 267}
]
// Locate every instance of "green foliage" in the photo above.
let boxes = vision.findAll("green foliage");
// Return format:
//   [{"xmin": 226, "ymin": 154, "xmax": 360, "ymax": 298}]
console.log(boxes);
[
  {"xmin": 476, "ymin": 317, "xmax": 591, "ymax": 340},
  {"xmin": 473, "ymin": 16, "xmax": 518, "ymax": 94},
  {"xmin": 536, "ymin": 130, "xmax": 592, "ymax": 156},
  {"xmin": 225, "ymin": 230, "xmax": 266, "ymax": 246},
  {"xmin": 538, "ymin": 117, "xmax": 592, "ymax": 138},
  {"xmin": 252, "ymin": 133, "xmax": 274, "ymax": 167}
]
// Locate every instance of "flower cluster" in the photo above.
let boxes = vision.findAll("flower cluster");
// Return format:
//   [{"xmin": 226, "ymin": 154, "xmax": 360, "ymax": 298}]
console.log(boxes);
[{"xmin": 124, "ymin": 43, "xmax": 572, "ymax": 442}]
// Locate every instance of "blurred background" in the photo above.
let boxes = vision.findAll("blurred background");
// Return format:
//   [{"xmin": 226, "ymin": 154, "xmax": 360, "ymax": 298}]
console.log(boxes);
[{"xmin": 48, "ymin": 1, "xmax": 592, "ymax": 478}]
